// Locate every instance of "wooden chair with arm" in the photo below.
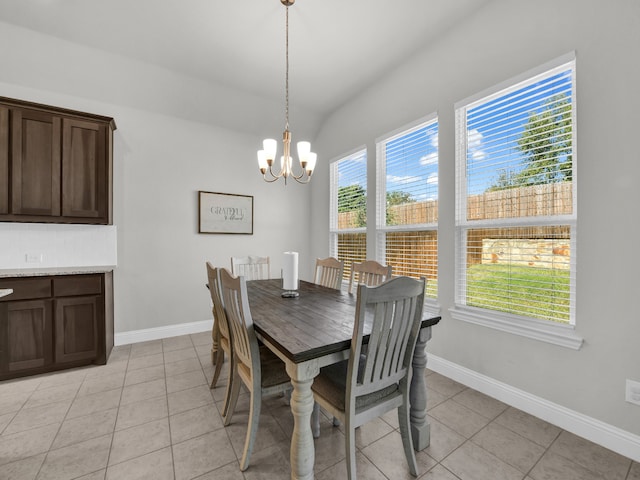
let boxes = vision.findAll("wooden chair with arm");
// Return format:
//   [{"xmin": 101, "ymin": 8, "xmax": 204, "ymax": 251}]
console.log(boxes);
[
  {"xmin": 311, "ymin": 276, "xmax": 426, "ymax": 479},
  {"xmin": 219, "ymin": 267, "xmax": 291, "ymax": 472},
  {"xmin": 230, "ymin": 255, "xmax": 270, "ymax": 280},
  {"xmin": 314, "ymin": 257, "xmax": 344, "ymax": 290},
  {"xmin": 205, "ymin": 263, "xmax": 234, "ymax": 418},
  {"xmin": 348, "ymin": 260, "xmax": 393, "ymax": 294}
]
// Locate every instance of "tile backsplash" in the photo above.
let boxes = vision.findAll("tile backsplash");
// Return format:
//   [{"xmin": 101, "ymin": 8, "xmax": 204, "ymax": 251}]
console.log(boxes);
[{"xmin": 0, "ymin": 223, "xmax": 117, "ymax": 269}]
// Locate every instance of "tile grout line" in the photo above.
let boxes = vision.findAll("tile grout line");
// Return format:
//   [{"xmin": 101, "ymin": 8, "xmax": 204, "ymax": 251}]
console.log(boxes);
[
  {"xmin": 521, "ymin": 428, "xmax": 563, "ymax": 480},
  {"xmin": 103, "ymin": 347, "xmax": 131, "ymax": 479}
]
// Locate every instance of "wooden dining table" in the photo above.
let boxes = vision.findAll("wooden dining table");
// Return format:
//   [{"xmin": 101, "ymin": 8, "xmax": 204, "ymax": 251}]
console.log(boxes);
[{"xmin": 243, "ymin": 279, "xmax": 440, "ymax": 480}]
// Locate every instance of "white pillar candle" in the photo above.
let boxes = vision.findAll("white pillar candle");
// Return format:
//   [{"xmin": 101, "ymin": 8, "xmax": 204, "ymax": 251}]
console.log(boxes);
[{"xmin": 282, "ymin": 251, "xmax": 299, "ymax": 291}]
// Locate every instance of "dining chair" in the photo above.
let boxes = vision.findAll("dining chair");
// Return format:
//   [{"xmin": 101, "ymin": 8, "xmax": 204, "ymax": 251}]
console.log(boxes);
[
  {"xmin": 311, "ymin": 276, "xmax": 426, "ymax": 479},
  {"xmin": 348, "ymin": 259, "xmax": 393, "ymax": 294},
  {"xmin": 205, "ymin": 263, "xmax": 234, "ymax": 418},
  {"xmin": 314, "ymin": 257, "xmax": 345, "ymax": 290},
  {"xmin": 230, "ymin": 255, "xmax": 270, "ymax": 280},
  {"xmin": 219, "ymin": 267, "xmax": 291, "ymax": 472}
]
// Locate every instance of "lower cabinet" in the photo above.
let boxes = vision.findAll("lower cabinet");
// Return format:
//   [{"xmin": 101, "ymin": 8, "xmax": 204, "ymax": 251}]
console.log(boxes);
[
  {"xmin": 54, "ymin": 295, "xmax": 101, "ymax": 364},
  {"xmin": 0, "ymin": 272, "xmax": 113, "ymax": 380},
  {"xmin": 3, "ymin": 299, "xmax": 53, "ymax": 373}
]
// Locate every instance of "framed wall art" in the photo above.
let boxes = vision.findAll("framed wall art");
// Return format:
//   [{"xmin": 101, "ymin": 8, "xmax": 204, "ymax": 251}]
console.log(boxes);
[{"xmin": 198, "ymin": 191, "xmax": 253, "ymax": 234}]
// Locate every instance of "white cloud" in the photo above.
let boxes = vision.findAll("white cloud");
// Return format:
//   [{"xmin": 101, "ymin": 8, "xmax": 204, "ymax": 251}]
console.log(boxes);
[
  {"xmin": 426, "ymin": 172, "xmax": 438, "ymax": 185},
  {"xmin": 467, "ymin": 128, "xmax": 485, "ymax": 162},
  {"xmin": 420, "ymin": 152, "xmax": 438, "ymax": 166},
  {"xmin": 387, "ymin": 174, "xmax": 422, "ymax": 186}
]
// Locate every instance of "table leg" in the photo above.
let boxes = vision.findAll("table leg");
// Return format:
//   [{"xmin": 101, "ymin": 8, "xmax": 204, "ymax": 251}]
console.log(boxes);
[
  {"xmin": 410, "ymin": 326, "xmax": 432, "ymax": 451},
  {"xmin": 286, "ymin": 362, "xmax": 319, "ymax": 480}
]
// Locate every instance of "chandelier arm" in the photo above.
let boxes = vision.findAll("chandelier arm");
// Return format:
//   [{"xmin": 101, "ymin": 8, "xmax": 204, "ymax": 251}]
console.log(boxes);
[
  {"xmin": 262, "ymin": 173, "xmax": 282, "ymax": 183},
  {"xmin": 290, "ymin": 168, "xmax": 308, "ymax": 180},
  {"xmin": 292, "ymin": 173, "xmax": 311, "ymax": 185},
  {"xmin": 268, "ymin": 163, "xmax": 285, "ymax": 179}
]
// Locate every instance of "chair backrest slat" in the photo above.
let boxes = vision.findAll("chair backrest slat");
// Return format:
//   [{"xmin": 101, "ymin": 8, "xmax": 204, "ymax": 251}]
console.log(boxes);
[
  {"xmin": 219, "ymin": 268, "xmax": 260, "ymax": 373},
  {"xmin": 348, "ymin": 260, "xmax": 393, "ymax": 294},
  {"xmin": 231, "ymin": 256, "xmax": 270, "ymax": 280},
  {"xmin": 206, "ymin": 263, "xmax": 231, "ymax": 341},
  {"xmin": 314, "ymin": 257, "xmax": 344, "ymax": 290},
  {"xmin": 348, "ymin": 276, "xmax": 425, "ymax": 399}
]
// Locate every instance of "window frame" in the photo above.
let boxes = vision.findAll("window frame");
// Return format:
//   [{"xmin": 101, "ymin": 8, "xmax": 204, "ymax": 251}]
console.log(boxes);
[
  {"xmin": 329, "ymin": 147, "xmax": 368, "ymax": 285},
  {"xmin": 452, "ymin": 52, "xmax": 582, "ymax": 349},
  {"xmin": 375, "ymin": 114, "xmax": 440, "ymax": 315}
]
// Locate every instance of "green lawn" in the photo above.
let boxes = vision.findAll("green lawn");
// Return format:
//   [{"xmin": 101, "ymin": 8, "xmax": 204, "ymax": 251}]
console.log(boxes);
[{"xmin": 465, "ymin": 263, "xmax": 571, "ymax": 323}]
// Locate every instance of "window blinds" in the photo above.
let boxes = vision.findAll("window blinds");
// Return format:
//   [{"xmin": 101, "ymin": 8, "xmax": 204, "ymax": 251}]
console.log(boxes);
[
  {"xmin": 331, "ymin": 149, "xmax": 367, "ymax": 280},
  {"xmin": 382, "ymin": 121, "xmax": 439, "ymax": 226},
  {"xmin": 377, "ymin": 117, "xmax": 439, "ymax": 298},
  {"xmin": 456, "ymin": 57, "xmax": 576, "ymax": 325}
]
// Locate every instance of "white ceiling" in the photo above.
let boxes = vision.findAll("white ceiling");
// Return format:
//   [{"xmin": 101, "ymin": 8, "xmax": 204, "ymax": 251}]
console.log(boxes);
[{"xmin": 0, "ymin": 0, "xmax": 492, "ymax": 120}]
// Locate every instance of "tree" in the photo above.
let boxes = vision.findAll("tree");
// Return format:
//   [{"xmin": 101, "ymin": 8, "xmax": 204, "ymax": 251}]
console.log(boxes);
[
  {"xmin": 386, "ymin": 190, "xmax": 414, "ymax": 225},
  {"xmin": 338, "ymin": 184, "xmax": 366, "ymax": 227},
  {"xmin": 488, "ymin": 93, "xmax": 572, "ymax": 191},
  {"xmin": 386, "ymin": 190, "xmax": 413, "ymax": 207}
]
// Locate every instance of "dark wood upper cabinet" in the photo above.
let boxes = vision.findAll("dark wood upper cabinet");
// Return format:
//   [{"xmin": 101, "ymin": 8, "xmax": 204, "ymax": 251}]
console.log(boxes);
[
  {"xmin": 0, "ymin": 97, "xmax": 115, "ymax": 225},
  {"xmin": 0, "ymin": 105, "xmax": 9, "ymax": 215},
  {"xmin": 62, "ymin": 118, "xmax": 107, "ymax": 219},
  {"xmin": 11, "ymin": 108, "xmax": 62, "ymax": 217}
]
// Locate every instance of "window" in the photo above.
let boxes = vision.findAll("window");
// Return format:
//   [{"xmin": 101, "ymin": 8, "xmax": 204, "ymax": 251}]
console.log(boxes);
[
  {"xmin": 330, "ymin": 149, "xmax": 367, "ymax": 282},
  {"xmin": 453, "ymin": 53, "xmax": 581, "ymax": 348},
  {"xmin": 376, "ymin": 116, "xmax": 439, "ymax": 302}
]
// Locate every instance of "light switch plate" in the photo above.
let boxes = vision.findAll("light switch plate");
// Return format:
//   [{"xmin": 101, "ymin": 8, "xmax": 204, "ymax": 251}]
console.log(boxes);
[
  {"xmin": 25, "ymin": 253, "xmax": 43, "ymax": 263},
  {"xmin": 626, "ymin": 379, "xmax": 640, "ymax": 406}
]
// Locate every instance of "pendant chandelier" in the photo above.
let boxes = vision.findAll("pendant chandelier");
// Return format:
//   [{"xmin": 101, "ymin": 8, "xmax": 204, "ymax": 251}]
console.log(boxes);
[{"xmin": 257, "ymin": 0, "xmax": 316, "ymax": 185}]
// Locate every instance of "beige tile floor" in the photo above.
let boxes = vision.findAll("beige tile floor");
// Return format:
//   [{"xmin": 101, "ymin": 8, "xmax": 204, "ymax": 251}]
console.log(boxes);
[{"xmin": 0, "ymin": 331, "xmax": 637, "ymax": 480}]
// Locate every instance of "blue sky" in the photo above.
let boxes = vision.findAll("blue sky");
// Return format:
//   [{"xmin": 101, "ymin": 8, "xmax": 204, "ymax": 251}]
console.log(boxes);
[
  {"xmin": 466, "ymin": 67, "xmax": 573, "ymax": 195},
  {"xmin": 338, "ymin": 122, "xmax": 439, "ymax": 203},
  {"xmin": 338, "ymin": 64, "xmax": 572, "ymax": 200}
]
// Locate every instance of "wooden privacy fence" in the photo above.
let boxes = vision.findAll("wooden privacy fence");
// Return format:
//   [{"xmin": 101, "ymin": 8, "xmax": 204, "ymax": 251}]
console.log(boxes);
[
  {"xmin": 337, "ymin": 182, "xmax": 573, "ymax": 268},
  {"xmin": 338, "ymin": 182, "xmax": 572, "ymax": 228},
  {"xmin": 467, "ymin": 182, "xmax": 573, "ymax": 220}
]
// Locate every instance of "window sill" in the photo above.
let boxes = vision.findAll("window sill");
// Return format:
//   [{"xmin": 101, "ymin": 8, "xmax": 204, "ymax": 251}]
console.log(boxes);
[{"xmin": 449, "ymin": 305, "xmax": 583, "ymax": 350}]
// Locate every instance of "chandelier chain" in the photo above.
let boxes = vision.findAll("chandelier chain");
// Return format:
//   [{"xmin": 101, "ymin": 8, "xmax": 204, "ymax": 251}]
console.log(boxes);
[{"xmin": 285, "ymin": 4, "xmax": 290, "ymax": 131}]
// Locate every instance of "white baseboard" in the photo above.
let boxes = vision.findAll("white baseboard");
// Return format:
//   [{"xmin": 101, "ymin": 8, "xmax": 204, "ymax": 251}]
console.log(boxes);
[
  {"xmin": 114, "ymin": 319, "xmax": 212, "ymax": 346},
  {"xmin": 427, "ymin": 354, "xmax": 640, "ymax": 463}
]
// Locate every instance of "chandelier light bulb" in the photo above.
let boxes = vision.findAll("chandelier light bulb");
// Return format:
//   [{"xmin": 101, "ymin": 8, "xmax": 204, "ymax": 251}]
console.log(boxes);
[{"xmin": 263, "ymin": 139, "xmax": 278, "ymax": 162}]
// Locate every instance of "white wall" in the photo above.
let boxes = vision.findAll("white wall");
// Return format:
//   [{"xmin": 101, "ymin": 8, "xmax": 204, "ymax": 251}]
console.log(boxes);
[
  {"xmin": 311, "ymin": 0, "xmax": 640, "ymax": 440},
  {"xmin": 0, "ymin": 24, "xmax": 313, "ymax": 335},
  {"xmin": 0, "ymin": 223, "xmax": 116, "ymax": 269}
]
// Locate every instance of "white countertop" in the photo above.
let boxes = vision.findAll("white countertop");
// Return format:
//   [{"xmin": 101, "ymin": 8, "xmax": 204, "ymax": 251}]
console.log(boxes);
[
  {"xmin": 0, "ymin": 288, "xmax": 13, "ymax": 298},
  {"xmin": 0, "ymin": 266, "xmax": 116, "ymax": 278}
]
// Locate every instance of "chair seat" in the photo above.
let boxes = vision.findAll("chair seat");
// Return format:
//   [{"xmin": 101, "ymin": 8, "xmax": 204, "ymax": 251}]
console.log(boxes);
[
  {"xmin": 311, "ymin": 359, "xmax": 399, "ymax": 413},
  {"xmin": 258, "ymin": 345, "xmax": 290, "ymax": 388}
]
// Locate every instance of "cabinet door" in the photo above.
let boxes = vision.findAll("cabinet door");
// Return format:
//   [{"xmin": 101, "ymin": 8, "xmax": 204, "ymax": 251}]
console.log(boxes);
[
  {"xmin": 0, "ymin": 105, "xmax": 8, "ymax": 215},
  {"xmin": 11, "ymin": 109, "xmax": 62, "ymax": 216},
  {"xmin": 0, "ymin": 299, "xmax": 53, "ymax": 373},
  {"xmin": 54, "ymin": 296, "xmax": 100, "ymax": 364},
  {"xmin": 62, "ymin": 118, "xmax": 107, "ymax": 221}
]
